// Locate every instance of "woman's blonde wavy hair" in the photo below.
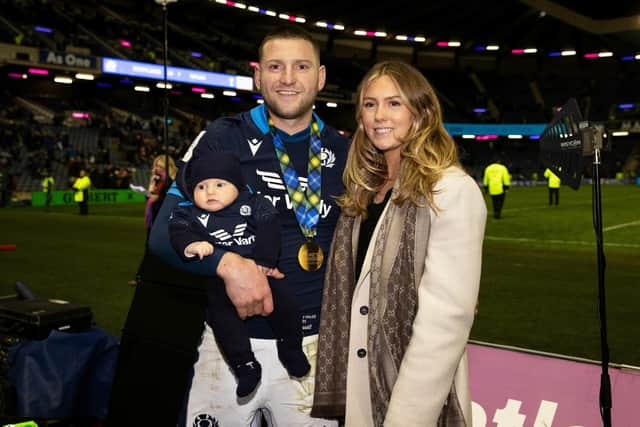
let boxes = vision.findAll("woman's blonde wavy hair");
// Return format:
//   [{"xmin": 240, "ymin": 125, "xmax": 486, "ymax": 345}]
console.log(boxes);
[
  {"xmin": 337, "ymin": 61, "xmax": 459, "ymax": 218},
  {"xmin": 152, "ymin": 154, "xmax": 177, "ymax": 180}
]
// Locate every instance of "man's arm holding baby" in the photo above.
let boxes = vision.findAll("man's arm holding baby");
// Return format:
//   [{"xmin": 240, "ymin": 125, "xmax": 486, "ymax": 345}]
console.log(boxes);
[{"xmin": 157, "ymin": 199, "xmax": 280, "ymax": 319}]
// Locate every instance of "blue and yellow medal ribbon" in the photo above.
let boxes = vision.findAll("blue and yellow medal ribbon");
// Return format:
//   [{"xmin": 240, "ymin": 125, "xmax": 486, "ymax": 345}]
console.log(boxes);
[{"xmin": 268, "ymin": 118, "xmax": 322, "ymax": 240}]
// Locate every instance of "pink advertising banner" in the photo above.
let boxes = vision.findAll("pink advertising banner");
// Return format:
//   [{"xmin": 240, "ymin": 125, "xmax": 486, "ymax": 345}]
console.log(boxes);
[{"xmin": 468, "ymin": 343, "xmax": 640, "ymax": 427}]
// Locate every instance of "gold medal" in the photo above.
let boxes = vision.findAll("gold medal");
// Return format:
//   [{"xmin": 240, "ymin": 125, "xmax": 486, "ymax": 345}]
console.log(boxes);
[{"xmin": 298, "ymin": 240, "xmax": 324, "ymax": 271}]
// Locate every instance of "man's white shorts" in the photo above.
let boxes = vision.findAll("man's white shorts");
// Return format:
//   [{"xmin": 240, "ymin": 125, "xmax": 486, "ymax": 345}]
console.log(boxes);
[{"xmin": 186, "ymin": 323, "xmax": 338, "ymax": 427}]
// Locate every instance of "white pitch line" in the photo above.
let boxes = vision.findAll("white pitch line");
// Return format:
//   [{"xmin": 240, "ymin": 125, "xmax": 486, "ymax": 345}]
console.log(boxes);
[
  {"xmin": 485, "ymin": 235, "xmax": 640, "ymax": 249},
  {"xmin": 500, "ymin": 193, "xmax": 640, "ymax": 213},
  {"xmin": 603, "ymin": 220, "xmax": 640, "ymax": 232}
]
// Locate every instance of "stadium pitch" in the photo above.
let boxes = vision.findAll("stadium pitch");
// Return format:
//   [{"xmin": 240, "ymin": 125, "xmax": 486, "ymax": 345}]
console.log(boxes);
[{"xmin": 1, "ymin": 184, "xmax": 639, "ymax": 366}]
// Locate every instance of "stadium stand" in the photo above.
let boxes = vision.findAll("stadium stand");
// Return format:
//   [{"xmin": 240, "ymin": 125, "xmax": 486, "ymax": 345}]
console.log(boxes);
[{"xmin": 1, "ymin": 0, "xmax": 640, "ymax": 197}]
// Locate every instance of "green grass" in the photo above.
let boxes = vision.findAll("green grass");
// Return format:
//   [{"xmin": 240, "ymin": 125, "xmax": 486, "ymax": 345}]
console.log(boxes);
[
  {"xmin": 472, "ymin": 184, "xmax": 640, "ymax": 366},
  {"xmin": 0, "ymin": 203, "xmax": 147, "ymax": 337},
  {"xmin": 1, "ymin": 185, "xmax": 639, "ymax": 366}
]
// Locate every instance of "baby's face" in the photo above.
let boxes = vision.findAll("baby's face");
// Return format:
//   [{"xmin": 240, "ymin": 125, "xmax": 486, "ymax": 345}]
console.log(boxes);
[{"xmin": 193, "ymin": 178, "xmax": 239, "ymax": 212}]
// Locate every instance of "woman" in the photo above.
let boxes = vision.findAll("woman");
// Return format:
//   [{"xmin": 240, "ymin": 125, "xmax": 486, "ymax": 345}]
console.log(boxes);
[
  {"xmin": 129, "ymin": 154, "xmax": 177, "ymax": 286},
  {"xmin": 145, "ymin": 154, "xmax": 177, "ymax": 237},
  {"xmin": 312, "ymin": 61, "xmax": 486, "ymax": 426}
]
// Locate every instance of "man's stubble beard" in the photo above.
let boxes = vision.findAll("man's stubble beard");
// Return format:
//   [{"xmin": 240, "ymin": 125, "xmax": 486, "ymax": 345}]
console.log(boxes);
[{"xmin": 263, "ymin": 92, "xmax": 318, "ymax": 122}]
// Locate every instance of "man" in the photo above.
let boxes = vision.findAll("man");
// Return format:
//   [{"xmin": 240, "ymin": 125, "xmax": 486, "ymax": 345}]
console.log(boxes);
[
  {"xmin": 107, "ymin": 25, "xmax": 349, "ymax": 426},
  {"xmin": 483, "ymin": 157, "xmax": 511, "ymax": 219},
  {"xmin": 544, "ymin": 167, "xmax": 561, "ymax": 205},
  {"xmin": 71, "ymin": 169, "xmax": 91, "ymax": 215},
  {"xmin": 42, "ymin": 170, "xmax": 55, "ymax": 210}
]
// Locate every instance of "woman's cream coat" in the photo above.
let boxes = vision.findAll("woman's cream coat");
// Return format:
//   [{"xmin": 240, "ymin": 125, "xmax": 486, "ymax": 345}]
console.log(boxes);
[{"xmin": 345, "ymin": 167, "xmax": 487, "ymax": 426}]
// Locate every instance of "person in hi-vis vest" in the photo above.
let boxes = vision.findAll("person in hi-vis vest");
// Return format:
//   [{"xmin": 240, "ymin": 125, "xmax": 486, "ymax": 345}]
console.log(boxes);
[
  {"xmin": 71, "ymin": 169, "xmax": 91, "ymax": 215},
  {"xmin": 483, "ymin": 158, "xmax": 511, "ymax": 219},
  {"xmin": 41, "ymin": 171, "xmax": 55, "ymax": 209},
  {"xmin": 544, "ymin": 168, "xmax": 561, "ymax": 206}
]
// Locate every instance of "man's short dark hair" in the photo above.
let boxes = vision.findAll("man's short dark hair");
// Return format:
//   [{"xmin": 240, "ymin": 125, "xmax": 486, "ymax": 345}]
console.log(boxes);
[{"xmin": 259, "ymin": 25, "xmax": 321, "ymax": 63}]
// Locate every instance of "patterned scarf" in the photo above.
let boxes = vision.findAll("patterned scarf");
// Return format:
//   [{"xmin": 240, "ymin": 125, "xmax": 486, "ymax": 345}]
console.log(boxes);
[
  {"xmin": 312, "ymin": 195, "xmax": 424, "ymax": 420},
  {"xmin": 367, "ymin": 199, "xmax": 422, "ymax": 424},
  {"xmin": 312, "ymin": 197, "xmax": 466, "ymax": 426},
  {"xmin": 310, "ymin": 211, "xmax": 356, "ymax": 418}
]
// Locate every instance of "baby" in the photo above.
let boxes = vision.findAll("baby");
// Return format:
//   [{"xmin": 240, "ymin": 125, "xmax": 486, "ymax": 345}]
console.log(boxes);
[{"xmin": 168, "ymin": 151, "xmax": 310, "ymax": 397}]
